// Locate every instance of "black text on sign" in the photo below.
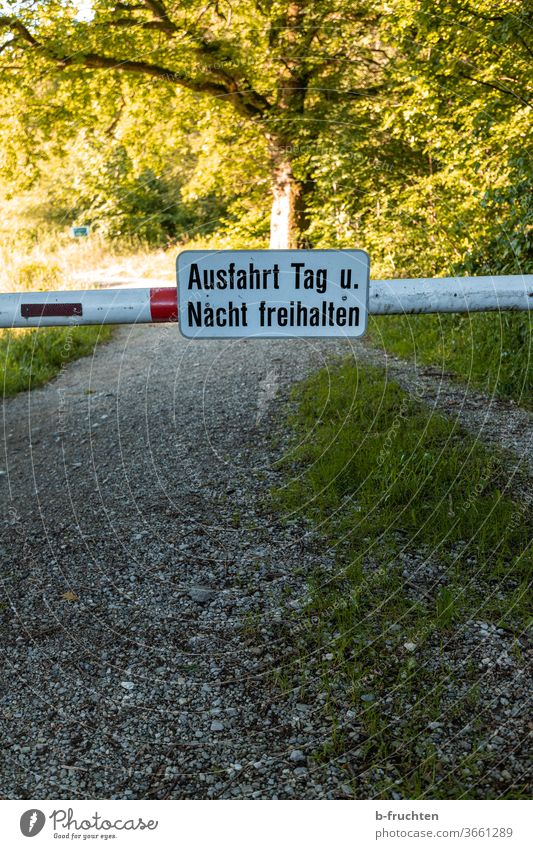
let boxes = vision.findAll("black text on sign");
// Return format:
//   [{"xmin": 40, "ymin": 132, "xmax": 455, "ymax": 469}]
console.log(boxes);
[{"xmin": 176, "ymin": 250, "xmax": 370, "ymax": 339}]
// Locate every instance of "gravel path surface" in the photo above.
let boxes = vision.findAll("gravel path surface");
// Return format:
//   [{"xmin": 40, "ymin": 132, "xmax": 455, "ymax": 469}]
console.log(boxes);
[
  {"xmin": 0, "ymin": 326, "xmax": 348, "ymax": 799},
  {"xmin": 0, "ymin": 326, "xmax": 530, "ymax": 799}
]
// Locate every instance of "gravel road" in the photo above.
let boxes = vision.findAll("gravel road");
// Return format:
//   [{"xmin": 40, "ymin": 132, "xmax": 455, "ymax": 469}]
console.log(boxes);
[{"xmin": 0, "ymin": 325, "xmax": 531, "ymax": 799}]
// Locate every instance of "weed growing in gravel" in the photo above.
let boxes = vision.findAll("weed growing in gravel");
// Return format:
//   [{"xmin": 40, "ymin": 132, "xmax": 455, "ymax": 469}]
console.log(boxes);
[{"xmin": 272, "ymin": 361, "xmax": 532, "ymax": 799}]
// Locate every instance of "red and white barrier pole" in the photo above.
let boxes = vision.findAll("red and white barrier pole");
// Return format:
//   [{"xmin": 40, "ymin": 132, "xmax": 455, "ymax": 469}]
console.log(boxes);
[
  {"xmin": 0, "ymin": 276, "xmax": 531, "ymax": 328},
  {"xmin": 0, "ymin": 287, "xmax": 177, "ymax": 328}
]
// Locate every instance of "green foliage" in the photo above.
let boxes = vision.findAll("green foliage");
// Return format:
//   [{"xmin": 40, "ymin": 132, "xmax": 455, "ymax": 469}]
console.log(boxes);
[
  {"xmin": 278, "ymin": 362, "xmax": 530, "ymax": 569},
  {"xmin": 66, "ymin": 144, "xmax": 222, "ymax": 243},
  {"xmin": 273, "ymin": 359, "xmax": 532, "ymax": 797},
  {"xmin": 0, "ymin": 0, "xmax": 530, "ymax": 401},
  {"xmin": 303, "ymin": 2, "xmax": 532, "ymax": 406},
  {"xmin": 461, "ymin": 154, "xmax": 533, "ymax": 277},
  {"xmin": 0, "ymin": 325, "xmax": 113, "ymax": 396},
  {"xmin": 366, "ymin": 149, "xmax": 532, "ymax": 408},
  {"xmin": 370, "ymin": 311, "xmax": 532, "ymax": 408}
]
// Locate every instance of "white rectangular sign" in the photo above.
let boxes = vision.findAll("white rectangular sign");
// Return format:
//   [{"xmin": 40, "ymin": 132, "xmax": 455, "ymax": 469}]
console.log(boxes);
[{"xmin": 176, "ymin": 249, "xmax": 369, "ymax": 338}]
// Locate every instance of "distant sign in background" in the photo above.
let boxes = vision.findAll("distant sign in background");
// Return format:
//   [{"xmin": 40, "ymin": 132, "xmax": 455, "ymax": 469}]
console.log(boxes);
[
  {"xmin": 70, "ymin": 225, "xmax": 90, "ymax": 238},
  {"xmin": 177, "ymin": 249, "xmax": 370, "ymax": 339}
]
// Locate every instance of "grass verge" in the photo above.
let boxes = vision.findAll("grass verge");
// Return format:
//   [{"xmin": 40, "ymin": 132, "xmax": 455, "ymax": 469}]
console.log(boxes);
[
  {"xmin": 1, "ymin": 326, "xmax": 113, "ymax": 396},
  {"xmin": 272, "ymin": 360, "xmax": 531, "ymax": 798},
  {"xmin": 369, "ymin": 312, "xmax": 532, "ymax": 409}
]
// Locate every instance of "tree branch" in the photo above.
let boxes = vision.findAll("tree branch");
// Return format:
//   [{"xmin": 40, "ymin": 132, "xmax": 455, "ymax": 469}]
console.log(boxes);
[
  {"xmin": 60, "ymin": 52, "xmax": 231, "ymax": 96},
  {"xmin": 0, "ymin": 15, "xmax": 271, "ymax": 118},
  {"xmin": 0, "ymin": 37, "xmax": 17, "ymax": 56},
  {"xmin": 321, "ymin": 84, "xmax": 386, "ymax": 101},
  {"xmin": 459, "ymin": 72, "xmax": 531, "ymax": 108},
  {"xmin": 114, "ymin": 3, "xmax": 271, "ymax": 114},
  {"xmin": 105, "ymin": 17, "xmax": 176, "ymax": 32},
  {"xmin": 516, "ymin": 33, "xmax": 533, "ymax": 60},
  {"xmin": 0, "ymin": 16, "xmax": 39, "ymax": 47},
  {"xmin": 141, "ymin": 0, "xmax": 176, "ymax": 32},
  {"xmin": 112, "ymin": 3, "xmax": 147, "ymax": 9}
]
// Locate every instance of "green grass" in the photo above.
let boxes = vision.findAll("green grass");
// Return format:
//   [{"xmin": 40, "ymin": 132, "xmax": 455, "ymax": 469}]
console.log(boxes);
[
  {"xmin": 272, "ymin": 360, "xmax": 532, "ymax": 798},
  {"xmin": 1, "ymin": 326, "xmax": 113, "ymax": 396},
  {"xmin": 368, "ymin": 312, "xmax": 532, "ymax": 409}
]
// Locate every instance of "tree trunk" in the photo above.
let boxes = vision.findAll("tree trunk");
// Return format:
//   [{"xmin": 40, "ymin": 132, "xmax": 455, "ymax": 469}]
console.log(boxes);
[{"xmin": 269, "ymin": 150, "xmax": 312, "ymax": 249}]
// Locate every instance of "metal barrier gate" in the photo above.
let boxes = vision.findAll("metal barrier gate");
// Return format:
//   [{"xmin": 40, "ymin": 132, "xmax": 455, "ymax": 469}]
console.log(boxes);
[{"xmin": 0, "ymin": 275, "xmax": 531, "ymax": 329}]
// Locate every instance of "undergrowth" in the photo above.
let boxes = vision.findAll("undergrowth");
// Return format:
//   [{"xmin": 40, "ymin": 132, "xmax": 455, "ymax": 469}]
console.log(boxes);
[
  {"xmin": 1, "ymin": 326, "xmax": 113, "ymax": 396},
  {"xmin": 368, "ymin": 312, "xmax": 532, "ymax": 410},
  {"xmin": 272, "ymin": 360, "xmax": 531, "ymax": 798}
]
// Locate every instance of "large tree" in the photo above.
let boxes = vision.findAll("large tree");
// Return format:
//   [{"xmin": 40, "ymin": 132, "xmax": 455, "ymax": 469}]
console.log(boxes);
[{"xmin": 0, "ymin": 0, "xmax": 386, "ymax": 248}]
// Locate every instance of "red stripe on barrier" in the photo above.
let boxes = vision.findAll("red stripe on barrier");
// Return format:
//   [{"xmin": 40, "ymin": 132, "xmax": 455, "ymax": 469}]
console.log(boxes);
[{"xmin": 149, "ymin": 288, "xmax": 178, "ymax": 322}]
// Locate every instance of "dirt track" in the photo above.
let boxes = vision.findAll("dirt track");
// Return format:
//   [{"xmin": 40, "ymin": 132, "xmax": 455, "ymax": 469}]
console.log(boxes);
[
  {"xmin": 0, "ymin": 325, "xmax": 531, "ymax": 798},
  {"xmin": 0, "ymin": 326, "xmax": 348, "ymax": 798}
]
